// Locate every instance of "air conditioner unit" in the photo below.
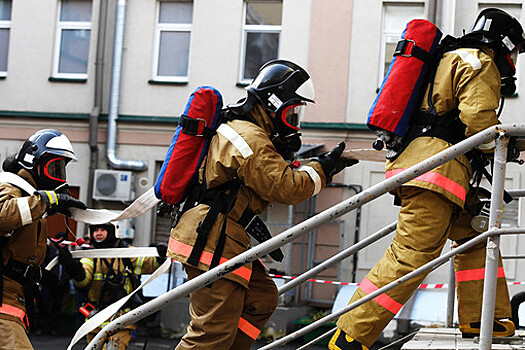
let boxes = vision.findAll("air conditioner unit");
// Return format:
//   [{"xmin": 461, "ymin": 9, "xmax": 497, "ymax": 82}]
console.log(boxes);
[{"xmin": 92, "ymin": 169, "xmax": 135, "ymax": 201}]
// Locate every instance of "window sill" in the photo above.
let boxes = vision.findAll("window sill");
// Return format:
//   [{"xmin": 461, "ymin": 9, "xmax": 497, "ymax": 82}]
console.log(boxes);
[
  {"xmin": 48, "ymin": 77, "xmax": 87, "ymax": 83},
  {"xmin": 148, "ymin": 80, "xmax": 188, "ymax": 86}
]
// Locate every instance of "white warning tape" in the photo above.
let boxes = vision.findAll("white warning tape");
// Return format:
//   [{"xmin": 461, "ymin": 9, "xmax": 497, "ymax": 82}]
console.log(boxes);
[{"xmin": 270, "ymin": 274, "xmax": 525, "ymax": 289}]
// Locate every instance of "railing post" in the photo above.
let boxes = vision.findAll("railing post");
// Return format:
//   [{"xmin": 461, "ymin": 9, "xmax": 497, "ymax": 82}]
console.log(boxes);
[
  {"xmin": 446, "ymin": 255, "xmax": 455, "ymax": 328},
  {"xmin": 479, "ymin": 135, "xmax": 509, "ymax": 350}
]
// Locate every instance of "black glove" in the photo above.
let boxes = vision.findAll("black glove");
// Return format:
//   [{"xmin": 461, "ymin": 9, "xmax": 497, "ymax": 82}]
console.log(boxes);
[
  {"xmin": 151, "ymin": 242, "xmax": 168, "ymax": 264},
  {"xmin": 57, "ymin": 247, "xmax": 86, "ymax": 282},
  {"xmin": 315, "ymin": 142, "xmax": 359, "ymax": 183},
  {"xmin": 36, "ymin": 190, "xmax": 87, "ymax": 216}
]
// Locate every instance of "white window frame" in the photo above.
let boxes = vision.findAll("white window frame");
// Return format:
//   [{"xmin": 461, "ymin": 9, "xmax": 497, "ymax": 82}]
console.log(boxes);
[
  {"xmin": 152, "ymin": 1, "xmax": 193, "ymax": 83},
  {"xmin": 52, "ymin": 1, "xmax": 92, "ymax": 79},
  {"xmin": 238, "ymin": 1, "xmax": 282, "ymax": 84},
  {"xmin": 0, "ymin": 1, "xmax": 11, "ymax": 77},
  {"xmin": 378, "ymin": 3, "xmax": 425, "ymax": 87}
]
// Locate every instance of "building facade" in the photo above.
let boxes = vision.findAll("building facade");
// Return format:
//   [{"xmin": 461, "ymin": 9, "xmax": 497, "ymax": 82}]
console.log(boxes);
[{"xmin": 1, "ymin": 0, "xmax": 525, "ymax": 308}]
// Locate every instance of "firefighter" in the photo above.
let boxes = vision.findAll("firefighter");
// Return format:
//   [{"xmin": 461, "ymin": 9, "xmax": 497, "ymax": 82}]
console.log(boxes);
[
  {"xmin": 167, "ymin": 59, "xmax": 358, "ymax": 349},
  {"xmin": 330, "ymin": 8, "xmax": 525, "ymax": 350},
  {"xmin": 0, "ymin": 129, "xmax": 86, "ymax": 350},
  {"xmin": 57, "ymin": 222, "xmax": 168, "ymax": 350}
]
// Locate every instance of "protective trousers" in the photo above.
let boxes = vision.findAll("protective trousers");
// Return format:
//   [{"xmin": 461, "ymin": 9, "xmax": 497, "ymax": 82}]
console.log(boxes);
[
  {"xmin": 337, "ymin": 186, "xmax": 511, "ymax": 348},
  {"xmin": 176, "ymin": 260, "xmax": 278, "ymax": 350},
  {"xmin": 0, "ymin": 318, "xmax": 33, "ymax": 350}
]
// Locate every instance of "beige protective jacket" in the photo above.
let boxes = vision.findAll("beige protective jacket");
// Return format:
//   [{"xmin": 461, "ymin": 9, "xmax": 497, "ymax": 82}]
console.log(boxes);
[
  {"xmin": 386, "ymin": 47, "xmax": 500, "ymax": 207},
  {"xmin": 0, "ymin": 170, "xmax": 47, "ymax": 328},
  {"xmin": 167, "ymin": 105, "xmax": 326, "ymax": 288}
]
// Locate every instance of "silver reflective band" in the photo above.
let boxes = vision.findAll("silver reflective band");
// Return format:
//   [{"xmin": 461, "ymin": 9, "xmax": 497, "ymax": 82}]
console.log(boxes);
[
  {"xmin": 449, "ymin": 49, "xmax": 482, "ymax": 71},
  {"xmin": 298, "ymin": 165, "xmax": 322, "ymax": 195},
  {"xmin": 217, "ymin": 124, "xmax": 254, "ymax": 159},
  {"xmin": 16, "ymin": 197, "xmax": 32, "ymax": 226}
]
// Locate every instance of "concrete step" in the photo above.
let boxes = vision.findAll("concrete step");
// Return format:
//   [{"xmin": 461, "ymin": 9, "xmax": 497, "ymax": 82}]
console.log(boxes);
[{"xmin": 401, "ymin": 328, "xmax": 525, "ymax": 349}]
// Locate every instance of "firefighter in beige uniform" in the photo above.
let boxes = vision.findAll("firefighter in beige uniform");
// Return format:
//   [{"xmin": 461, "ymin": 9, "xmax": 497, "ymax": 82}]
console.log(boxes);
[
  {"xmin": 0, "ymin": 129, "xmax": 86, "ymax": 350},
  {"xmin": 168, "ymin": 60, "xmax": 358, "ymax": 350},
  {"xmin": 331, "ymin": 9, "xmax": 525, "ymax": 350},
  {"xmin": 58, "ymin": 223, "xmax": 167, "ymax": 350}
]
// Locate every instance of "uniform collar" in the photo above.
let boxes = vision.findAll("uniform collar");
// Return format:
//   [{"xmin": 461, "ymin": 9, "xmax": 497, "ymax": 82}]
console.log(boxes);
[{"xmin": 248, "ymin": 103, "xmax": 276, "ymax": 136}]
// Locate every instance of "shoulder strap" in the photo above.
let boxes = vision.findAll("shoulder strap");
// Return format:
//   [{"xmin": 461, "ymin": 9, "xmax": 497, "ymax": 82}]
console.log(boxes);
[{"xmin": 0, "ymin": 172, "xmax": 36, "ymax": 195}]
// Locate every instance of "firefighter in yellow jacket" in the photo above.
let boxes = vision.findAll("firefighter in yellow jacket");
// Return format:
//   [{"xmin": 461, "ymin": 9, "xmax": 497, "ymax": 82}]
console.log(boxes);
[
  {"xmin": 57, "ymin": 222, "xmax": 167, "ymax": 350},
  {"xmin": 0, "ymin": 129, "xmax": 86, "ymax": 350},
  {"xmin": 331, "ymin": 9, "xmax": 525, "ymax": 350},
  {"xmin": 167, "ymin": 60, "xmax": 358, "ymax": 349}
]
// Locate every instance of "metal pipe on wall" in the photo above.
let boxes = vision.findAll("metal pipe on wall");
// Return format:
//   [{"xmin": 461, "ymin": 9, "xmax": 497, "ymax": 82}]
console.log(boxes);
[
  {"xmin": 87, "ymin": 0, "xmax": 109, "ymax": 206},
  {"xmin": 106, "ymin": 0, "xmax": 147, "ymax": 171}
]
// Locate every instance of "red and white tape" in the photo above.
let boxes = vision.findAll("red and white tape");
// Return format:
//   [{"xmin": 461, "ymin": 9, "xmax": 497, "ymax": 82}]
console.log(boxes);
[{"xmin": 270, "ymin": 274, "xmax": 525, "ymax": 289}]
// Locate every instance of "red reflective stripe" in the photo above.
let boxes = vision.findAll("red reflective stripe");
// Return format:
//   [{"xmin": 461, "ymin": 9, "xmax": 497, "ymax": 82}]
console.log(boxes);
[
  {"xmin": 0, "ymin": 304, "xmax": 25, "ymax": 323},
  {"xmin": 386, "ymin": 169, "xmax": 466, "ymax": 202},
  {"xmin": 455, "ymin": 267, "xmax": 506, "ymax": 282},
  {"xmin": 238, "ymin": 317, "xmax": 261, "ymax": 340},
  {"xmin": 359, "ymin": 277, "xmax": 403, "ymax": 314},
  {"xmin": 169, "ymin": 238, "xmax": 252, "ymax": 281}
]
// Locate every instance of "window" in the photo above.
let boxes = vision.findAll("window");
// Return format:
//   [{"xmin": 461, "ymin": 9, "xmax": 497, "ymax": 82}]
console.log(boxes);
[
  {"xmin": 0, "ymin": 0, "xmax": 12, "ymax": 77},
  {"xmin": 52, "ymin": 0, "xmax": 92, "ymax": 79},
  {"xmin": 239, "ymin": 0, "xmax": 282, "ymax": 83},
  {"xmin": 379, "ymin": 3, "xmax": 424, "ymax": 86},
  {"xmin": 152, "ymin": 0, "xmax": 193, "ymax": 82}
]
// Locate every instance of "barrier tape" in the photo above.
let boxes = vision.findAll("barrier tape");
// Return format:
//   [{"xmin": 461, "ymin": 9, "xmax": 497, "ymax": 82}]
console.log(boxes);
[{"xmin": 269, "ymin": 274, "xmax": 525, "ymax": 289}]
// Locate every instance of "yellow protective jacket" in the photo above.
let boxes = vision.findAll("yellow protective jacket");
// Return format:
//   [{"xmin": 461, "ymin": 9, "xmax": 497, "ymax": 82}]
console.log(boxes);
[
  {"xmin": 0, "ymin": 170, "xmax": 48, "ymax": 328},
  {"xmin": 75, "ymin": 245, "xmax": 159, "ymax": 328},
  {"xmin": 167, "ymin": 104, "xmax": 326, "ymax": 288},
  {"xmin": 386, "ymin": 47, "xmax": 500, "ymax": 207}
]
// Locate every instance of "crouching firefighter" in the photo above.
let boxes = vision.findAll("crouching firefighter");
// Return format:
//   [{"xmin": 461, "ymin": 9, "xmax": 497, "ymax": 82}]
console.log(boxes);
[
  {"xmin": 166, "ymin": 59, "xmax": 359, "ymax": 350},
  {"xmin": 0, "ymin": 129, "xmax": 86, "ymax": 350},
  {"xmin": 330, "ymin": 8, "xmax": 525, "ymax": 350},
  {"xmin": 57, "ymin": 222, "xmax": 167, "ymax": 350}
]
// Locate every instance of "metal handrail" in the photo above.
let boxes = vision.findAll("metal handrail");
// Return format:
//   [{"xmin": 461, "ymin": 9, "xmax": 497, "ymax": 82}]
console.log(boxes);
[{"xmin": 84, "ymin": 124, "xmax": 525, "ymax": 350}]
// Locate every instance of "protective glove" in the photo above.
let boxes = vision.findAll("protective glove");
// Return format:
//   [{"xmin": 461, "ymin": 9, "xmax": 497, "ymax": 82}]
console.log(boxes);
[
  {"xmin": 36, "ymin": 190, "xmax": 87, "ymax": 216},
  {"xmin": 151, "ymin": 242, "xmax": 168, "ymax": 264},
  {"xmin": 314, "ymin": 142, "xmax": 359, "ymax": 183},
  {"xmin": 57, "ymin": 247, "xmax": 86, "ymax": 282}
]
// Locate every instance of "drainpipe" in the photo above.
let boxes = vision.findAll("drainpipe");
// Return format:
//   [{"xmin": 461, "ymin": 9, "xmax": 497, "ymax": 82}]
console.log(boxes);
[
  {"xmin": 106, "ymin": 0, "xmax": 147, "ymax": 171},
  {"xmin": 87, "ymin": 0, "xmax": 109, "ymax": 206}
]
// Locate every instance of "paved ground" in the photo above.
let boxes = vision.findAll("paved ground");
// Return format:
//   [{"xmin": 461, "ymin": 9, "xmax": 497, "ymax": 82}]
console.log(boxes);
[{"xmin": 28, "ymin": 334, "xmax": 326, "ymax": 349}]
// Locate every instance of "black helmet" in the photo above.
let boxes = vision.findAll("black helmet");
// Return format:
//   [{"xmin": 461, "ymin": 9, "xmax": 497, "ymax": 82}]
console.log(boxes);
[
  {"xmin": 16, "ymin": 129, "xmax": 76, "ymax": 189},
  {"xmin": 463, "ymin": 8, "xmax": 525, "ymax": 96},
  {"xmin": 246, "ymin": 59, "xmax": 315, "ymax": 135}
]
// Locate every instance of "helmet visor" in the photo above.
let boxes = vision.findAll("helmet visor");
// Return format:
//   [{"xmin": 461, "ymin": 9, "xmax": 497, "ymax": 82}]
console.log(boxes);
[
  {"xmin": 43, "ymin": 157, "xmax": 67, "ymax": 183},
  {"xmin": 281, "ymin": 103, "xmax": 305, "ymax": 130}
]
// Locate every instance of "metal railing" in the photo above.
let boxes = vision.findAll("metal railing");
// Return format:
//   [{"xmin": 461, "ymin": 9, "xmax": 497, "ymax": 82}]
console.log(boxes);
[{"xmin": 84, "ymin": 123, "xmax": 525, "ymax": 350}]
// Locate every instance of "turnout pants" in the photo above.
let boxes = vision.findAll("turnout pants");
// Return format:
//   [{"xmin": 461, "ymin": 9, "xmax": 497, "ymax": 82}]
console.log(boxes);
[
  {"xmin": 0, "ymin": 318, "xmax": 33, "ymax": 350},
  {"xmin": 86, "ymin": 328, "xmax": 133, "ymax": 350},
  {"xmin": 176, "ymin": 260, "xmax": 278, "ymax": 350},
  {"xmin": 337, "ymin": 186, "xmax": 511, "ymax": 348}
]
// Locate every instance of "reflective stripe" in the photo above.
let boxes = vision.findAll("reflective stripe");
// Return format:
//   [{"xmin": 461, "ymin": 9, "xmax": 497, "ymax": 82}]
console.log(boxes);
[
  {"xmin": 217, "ymin": 124, "xmax": 254, "ymax": 158},
  {"xmin": 80, "ymin": 258, "xmax": 94, "ymax": 268},
  {"xmin": 456, "ymin": 266, "xmax": 506, "ymax": 282},
  {"xmin": 0, "ymin": 304, "xmax": 26, "ymax": 323},
  {"xmin": 449, "ymin": 49, "xmax": 482, "ymax": 70},
  {"xmin": 297, "ymin": 166, "xmax": 322, "ymax": 195},
  {"xmin": 168, "ymin": 238, "xmax": 252, "ymax": 281},
  {"xmin": 45, "ymin": 190, "xmax": 59, "ymax": 205},
  {"xmin": 359, "ymin": 277, "xmax": 403, "ymax": 314},
  {"xmin": 238, "ymin": 316, "xmax": 261, "ymax": 340},
  {"xmin": 134, "ymin": 257, "xmax": 145, "ymax": 275},
  {"xmin": 386, "ymin": 169, "xmax": 466, "ymax": 202},
  {"xmin": 16, "ymin": 197, "xmax": 32, "ymax": 226}
]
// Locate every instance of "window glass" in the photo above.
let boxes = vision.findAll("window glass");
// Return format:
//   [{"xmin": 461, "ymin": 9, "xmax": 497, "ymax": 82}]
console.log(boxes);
[
  {"xmin": 159, "ymin": 1, "xmax": 193, "ymax": 24},
  {"xmin": 158, "ymin": 31, "xmax": 190, "ymax": 76},
  {"xmin": 244, "ymin": 32, "xmax": 279, "ymax": 79},
  {"xmin": 246, "ymin": 0, "xmax": 282, "ymax": 25},
  {"xmin": 61, "ymin": 0, "xmax": 92, "ymax": 22},
  {"xmin": 240, "ymin": 0, "xmax": 282, "ymax": 82},
  {"xmin": 58, "ymin": 29, "xmax": 90, "ymax": 74},
  {"xmin": 0, "ymin": 28, "xmax": 8, "ymax": 71},
  {"xmin": 0, "ymin": 0, "xmax": 11, "ymax": 21}
]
